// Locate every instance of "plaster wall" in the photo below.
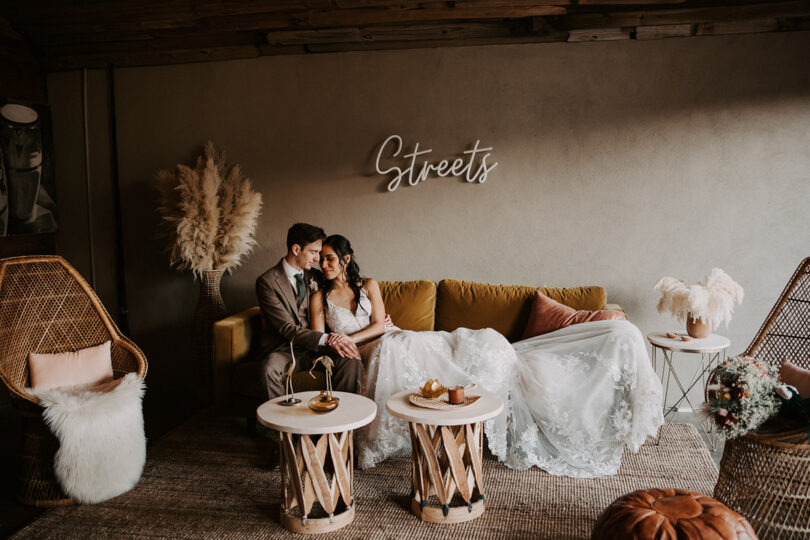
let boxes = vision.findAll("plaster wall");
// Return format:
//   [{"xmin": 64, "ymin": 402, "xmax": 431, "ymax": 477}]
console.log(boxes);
[{"xmin": 48, "ymin": 31, "xmax": 810, "ymax": 405}]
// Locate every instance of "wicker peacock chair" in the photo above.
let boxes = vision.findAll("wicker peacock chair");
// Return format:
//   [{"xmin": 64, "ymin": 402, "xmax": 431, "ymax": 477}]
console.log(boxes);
[
  {"xmin": 0, "ymin": 255, "xmax": 148, "ymax": 506},
  {"xmin": 713, "ymin": 257, "xmax": 810, "ymax": 539}
]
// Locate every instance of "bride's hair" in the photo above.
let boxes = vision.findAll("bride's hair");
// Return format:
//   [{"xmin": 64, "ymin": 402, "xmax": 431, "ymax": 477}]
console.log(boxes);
[{"xmin": 321, "ymin": 234, "xmax": 364, "ymax": 315}]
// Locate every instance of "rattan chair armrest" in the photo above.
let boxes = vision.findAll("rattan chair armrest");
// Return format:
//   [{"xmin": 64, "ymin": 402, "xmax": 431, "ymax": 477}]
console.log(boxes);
[{"xmin": 111, "ymin": 337, "xmax": 148, "ymax": 381}]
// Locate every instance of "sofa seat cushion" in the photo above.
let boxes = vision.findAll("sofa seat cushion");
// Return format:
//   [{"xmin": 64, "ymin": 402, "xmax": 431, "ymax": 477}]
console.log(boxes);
[
  {"xmin": 436, "ymin": 280, "xmax": 607, "ymax": 343},
  {"xmin": 379, "ymin": 280, "xmax": 436, "ymax": 332}
]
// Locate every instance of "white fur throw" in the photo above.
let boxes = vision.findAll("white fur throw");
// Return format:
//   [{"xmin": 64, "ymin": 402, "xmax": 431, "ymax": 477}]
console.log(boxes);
[{"xmin": 29, "ymin": 372, "xmax": 146, "ymax": 504}]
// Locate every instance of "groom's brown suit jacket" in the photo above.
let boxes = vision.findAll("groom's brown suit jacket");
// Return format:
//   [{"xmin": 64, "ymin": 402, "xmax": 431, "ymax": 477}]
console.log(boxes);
[{"xmin": 255, "ymin": 259, "xmax": 324, "ymax": 357}]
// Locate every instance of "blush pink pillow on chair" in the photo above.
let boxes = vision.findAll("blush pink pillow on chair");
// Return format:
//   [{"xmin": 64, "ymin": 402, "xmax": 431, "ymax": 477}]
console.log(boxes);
[
  {"xmin": 780, "ymin": 360, "xmax": 810, "ymax": 398},
  {"xmin": 522, "ymin": 292, "xmax": 627, "ymax": 340},
  {"xmin": 28, "ymin": 341, "xmax": 114, "ymax": 390}
]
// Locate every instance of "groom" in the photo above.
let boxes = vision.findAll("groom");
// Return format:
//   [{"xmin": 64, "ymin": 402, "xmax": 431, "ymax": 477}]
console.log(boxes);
[{"xmin": 256, "ymin": 222, "xmax": 362, "ymax": 401}]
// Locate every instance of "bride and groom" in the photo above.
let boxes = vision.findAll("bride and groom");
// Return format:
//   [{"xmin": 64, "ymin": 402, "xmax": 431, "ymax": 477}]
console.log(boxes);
[{"xmin": 258, "ymin": 223, "xmax": 663, "ymax": 478}]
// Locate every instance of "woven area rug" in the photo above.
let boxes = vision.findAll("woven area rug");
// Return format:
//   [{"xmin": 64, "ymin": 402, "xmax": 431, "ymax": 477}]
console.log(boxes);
[{"xmin": 12, "ymin": 415, "xmax": 718, "ymax": 539}]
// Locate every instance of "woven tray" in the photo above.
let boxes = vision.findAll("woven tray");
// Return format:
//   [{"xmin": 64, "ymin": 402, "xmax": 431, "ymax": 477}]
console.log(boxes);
[{"xmin": 408, "ymin": 393, "xmax": 481, "ymax": 410}]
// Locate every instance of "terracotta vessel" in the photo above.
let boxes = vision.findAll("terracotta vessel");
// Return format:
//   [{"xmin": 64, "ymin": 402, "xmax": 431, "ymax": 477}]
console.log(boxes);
[
  {"xmin": 448, "ymin": 386, "xmax": 465, "ymax": 404},
  {"xmin": 686, "ymin": 313, "xmax": 711, "ymax": 339}
]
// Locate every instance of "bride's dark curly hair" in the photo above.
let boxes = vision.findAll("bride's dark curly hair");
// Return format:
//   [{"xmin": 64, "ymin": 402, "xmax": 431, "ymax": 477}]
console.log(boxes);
[{"xmin": 320, "ymin": 234, "xmax": 364, "ymax": 315}]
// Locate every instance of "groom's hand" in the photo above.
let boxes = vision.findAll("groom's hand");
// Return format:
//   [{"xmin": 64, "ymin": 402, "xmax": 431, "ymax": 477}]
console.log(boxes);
[{"xmin": 384, "ymin": 314, "xmax": 394, "ymax": 328}]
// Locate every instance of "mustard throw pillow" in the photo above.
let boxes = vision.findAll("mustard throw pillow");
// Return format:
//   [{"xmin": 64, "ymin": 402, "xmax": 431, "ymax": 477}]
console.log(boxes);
[{"xmin": 379, "ymin": 280, "xmax": 436, "ymax": 332}]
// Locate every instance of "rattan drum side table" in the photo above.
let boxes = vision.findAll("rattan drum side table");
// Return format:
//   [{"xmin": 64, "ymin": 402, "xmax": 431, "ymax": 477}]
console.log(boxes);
[
  {"xmin": 386, "ymin": 389, "xmax": 504, "ymax": 524},
  {"xmin": 257, "ymin": 391, "xmax": 377, "ymax": 534}
]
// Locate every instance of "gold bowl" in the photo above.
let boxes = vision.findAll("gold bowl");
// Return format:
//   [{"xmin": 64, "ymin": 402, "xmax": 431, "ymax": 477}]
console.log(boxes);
[
  {"xmin": 309, "ymin": 390, "xmax": 339, "ymax": 413},
  {"xmin": 420, "ymin": 379, "xmax": 447, "ymax": 399}
]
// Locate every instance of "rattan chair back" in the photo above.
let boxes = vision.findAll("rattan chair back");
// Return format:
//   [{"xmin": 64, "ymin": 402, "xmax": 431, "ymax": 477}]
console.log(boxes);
[
  {"xmin": 0, "ymin": 255, "xmax": 147, "ymax": 405},
  {"xmin": 714, "ymin": 257, "xmax": 810, "ymax": 538},
  {"xmin": 743, "ymin": 257, "xmax": 810, "ymax": 371}
]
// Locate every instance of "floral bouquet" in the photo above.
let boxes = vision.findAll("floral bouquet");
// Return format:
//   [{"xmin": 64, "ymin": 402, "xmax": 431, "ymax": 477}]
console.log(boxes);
[{"xmin": 704, "ymin": 355, "xmax": 781, "ymax": 438}]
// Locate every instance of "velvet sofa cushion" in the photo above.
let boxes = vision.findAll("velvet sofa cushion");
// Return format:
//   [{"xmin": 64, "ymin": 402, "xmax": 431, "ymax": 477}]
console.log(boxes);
[
  {"xmin": 379, "ymin": 280, "xmax": 436, "ymax": 332},
  {"xmin": 436, "ymin": 280, "xmax": 607, "ymax": 343},
  {"xmin": 522, "ymin": 291, "xmax": 626, "ymax": 340}
]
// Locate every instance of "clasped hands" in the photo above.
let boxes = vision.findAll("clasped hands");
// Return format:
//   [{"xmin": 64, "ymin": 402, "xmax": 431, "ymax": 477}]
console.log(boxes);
[{"xmin": 326, "ymin": 332, "xmax": 360, "ymax": 359}]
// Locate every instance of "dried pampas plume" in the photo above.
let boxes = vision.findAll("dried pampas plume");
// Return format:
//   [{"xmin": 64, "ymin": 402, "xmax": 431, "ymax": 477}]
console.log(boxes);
[
  {"xmin": 156, "ymin": 142, "xmax": 262, "ymax": 278},
  {"xmin": 654, "ymin": 268, "xmax": 744, "ymax": 328}
]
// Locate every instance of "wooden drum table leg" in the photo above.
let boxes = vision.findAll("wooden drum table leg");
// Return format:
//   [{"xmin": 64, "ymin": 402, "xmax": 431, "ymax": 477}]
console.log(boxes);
[
  {"xmin": 279, "ymin": 430, "xmax": 355, "ymax": 534},
  {"xmin": 409, "ymin": 421, "xmax": 486, "ymax": 523}
]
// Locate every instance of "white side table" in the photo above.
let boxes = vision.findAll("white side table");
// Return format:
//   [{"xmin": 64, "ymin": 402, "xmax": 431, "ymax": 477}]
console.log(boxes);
[
  {"xmin": 647, "ymin": 332, "xmax": 730, "ymax": 450},
  {"xmin": 386, "ymin": 389, "xmax": 504, "ymax": 524},
  {"xmin": 257, "ymin": 391, "xmax": 377, "ymax": 534}
]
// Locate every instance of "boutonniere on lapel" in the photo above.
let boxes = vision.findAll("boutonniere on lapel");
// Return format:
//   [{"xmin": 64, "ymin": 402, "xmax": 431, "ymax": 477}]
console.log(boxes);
[{"xmin": 309, "ymin": 277, "xmax": 319, "ymax": 293}]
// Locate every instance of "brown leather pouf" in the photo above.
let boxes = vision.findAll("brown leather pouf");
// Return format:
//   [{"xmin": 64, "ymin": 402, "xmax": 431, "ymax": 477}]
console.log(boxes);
[{"xmin": 592, "ymin": 488, "xmax": 757, "ymax": 540}]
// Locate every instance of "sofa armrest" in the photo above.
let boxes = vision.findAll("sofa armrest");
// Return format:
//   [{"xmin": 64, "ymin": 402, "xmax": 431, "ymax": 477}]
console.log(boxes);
[{"xmin": 213, "ymin": 306, "xmax": 262, "ymax": 409}]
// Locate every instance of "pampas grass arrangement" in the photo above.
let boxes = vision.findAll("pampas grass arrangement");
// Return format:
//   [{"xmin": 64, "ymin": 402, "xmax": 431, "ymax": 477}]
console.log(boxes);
[
  {"xmin": 654, "ymin": 268, "xmax": 744, "ymax": 328},
  {"xmin": 156, "ymin": 141, "xmax": 262, "ymax": 278}
]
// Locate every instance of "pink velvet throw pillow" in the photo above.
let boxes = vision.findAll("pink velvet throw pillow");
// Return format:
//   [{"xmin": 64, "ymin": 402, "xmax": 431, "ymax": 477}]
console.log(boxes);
[
  {"xmin": 522, "ymin": 292, "xmax": 627, "ymax": 340},
  {"xmin": 28, "ymin": 341, "xmax": 114, "ymax": 390},
  {"xmin": 780, "ymin": 360, "xmax": 810, "ymax": 398}
]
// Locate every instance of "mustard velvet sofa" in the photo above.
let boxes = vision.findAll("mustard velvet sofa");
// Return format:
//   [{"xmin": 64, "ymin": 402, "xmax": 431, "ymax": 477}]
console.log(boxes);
[{"xmin": 213, "ymin": 279, "xmax": 623, "ymax": 421}]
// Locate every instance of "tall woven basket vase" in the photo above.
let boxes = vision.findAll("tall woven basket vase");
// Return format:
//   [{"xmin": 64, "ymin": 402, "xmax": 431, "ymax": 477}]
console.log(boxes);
[
  {"xmin": 192, "ymin": 269, "xmax": 226, "ymax": 403},
  {"xmin": 714, "ymin": 427, "xmax": 810, "ymax": 539}
]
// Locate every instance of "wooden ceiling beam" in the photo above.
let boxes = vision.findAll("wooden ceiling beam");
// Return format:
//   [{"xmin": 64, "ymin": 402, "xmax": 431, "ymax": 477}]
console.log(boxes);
[
  {"xmin": 267, "ymin": 20, "xmax": 521, "ymax": 45},
  {"xmin": 39, "ymin": 31, "xmax": 264, "ymax": 57},
  {"xmin": 12, "ymin": 4, "xmax": 567, "ymax": 39},
  {"xmin": 563, "ymin": 0, "xmax": 810, "ymax": 29},
  {"xmin": 6, "ymin": 0, "xmax": 810, "ymax": 71},
  {"xmin": 42, "ymin": 44, "xmax": 269, "ymax": 71}
]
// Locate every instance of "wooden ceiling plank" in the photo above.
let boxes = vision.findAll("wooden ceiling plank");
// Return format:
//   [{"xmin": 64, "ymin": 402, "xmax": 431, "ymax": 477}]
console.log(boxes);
[
  {"xmin": 297, "ymin": 32, "xmax": 564, "ymax": 52},
  {"xmin": 635, "ymin": 23, "xmax": 693, "ymax": 39},
  {"xmin": 43, "ymin": 44, "xmax": 270, "ymax": 71},
  {"xmin": 696, "ymin": 18, "xmax": 779, "ymax": 35},
  {"xmin": 11, "ymin": 4, "xmax": 566, "ymax": 37},
  {"xmin": 303, "ymin": 5, "xmax": 567, "ymax": 26},
  {"xmin": 567, "ymin": 27, "xmax": 631, "ymax": 41},
  {"xmin": 334, "ymin": 0, "xmax": 572, "ymax": 6},
  {"xmin": 565, "ymin": 1, "xmax": 810, "ymax": 29},
  {"xmin": 578, "ymin": 0, "xmax": 684, "ymax": 4},
  {"xmin": 4, "ymin": 0, "xmax": 328, "ymax": 22},
  {"xmin": 267, "ymin": 20, "xmax": 517, "ymax": 45},
  {"xmin": 40, "ymin": 31, "xmax": 263, "ymax": 57}
]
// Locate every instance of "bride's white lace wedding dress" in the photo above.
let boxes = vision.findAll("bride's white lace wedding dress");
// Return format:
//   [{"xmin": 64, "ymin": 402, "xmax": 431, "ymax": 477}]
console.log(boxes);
[{"xmin": 325, "ymin": 289, "xmax": 663, "ymax": 478}]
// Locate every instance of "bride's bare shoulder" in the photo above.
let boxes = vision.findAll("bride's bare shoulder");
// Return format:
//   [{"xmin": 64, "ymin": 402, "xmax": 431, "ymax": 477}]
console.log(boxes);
[{"xmin": 362, "ymin": 277, "xmax": 381, "ymax": 293}]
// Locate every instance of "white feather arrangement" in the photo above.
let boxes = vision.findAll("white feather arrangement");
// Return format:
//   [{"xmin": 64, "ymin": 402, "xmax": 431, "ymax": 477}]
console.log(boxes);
[
  {"xmin": 654, "ymin": 268, "xmax": 744, "ymax": 328},
  {"xmin": 157, "ymin": 142, "xmax": 262, "ymax": 278}
]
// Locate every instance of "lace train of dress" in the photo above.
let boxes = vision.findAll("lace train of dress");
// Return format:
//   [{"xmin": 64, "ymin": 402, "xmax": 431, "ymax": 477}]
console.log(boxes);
[{"xmin": 325, "ymin": 290, "xmax": 663, "ymax": 477}]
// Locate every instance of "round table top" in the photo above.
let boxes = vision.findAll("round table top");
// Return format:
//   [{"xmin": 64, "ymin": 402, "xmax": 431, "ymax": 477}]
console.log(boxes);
[
  {"xmin": 647, "ymin": 332, "xmax": 731, "ymax": 354},
  {"xmin": 386, "ymin": 389, "xmax": 504, "ymax": 426},
  {"xmin": 256, "ymin": 391, "xmax": 377, "ymax": 435}
]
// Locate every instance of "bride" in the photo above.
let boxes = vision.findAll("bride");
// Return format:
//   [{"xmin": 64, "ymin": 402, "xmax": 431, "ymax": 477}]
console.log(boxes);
[{"xmin": 310, "ymin": 234, "xmax": 663, "ymax": 478}]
